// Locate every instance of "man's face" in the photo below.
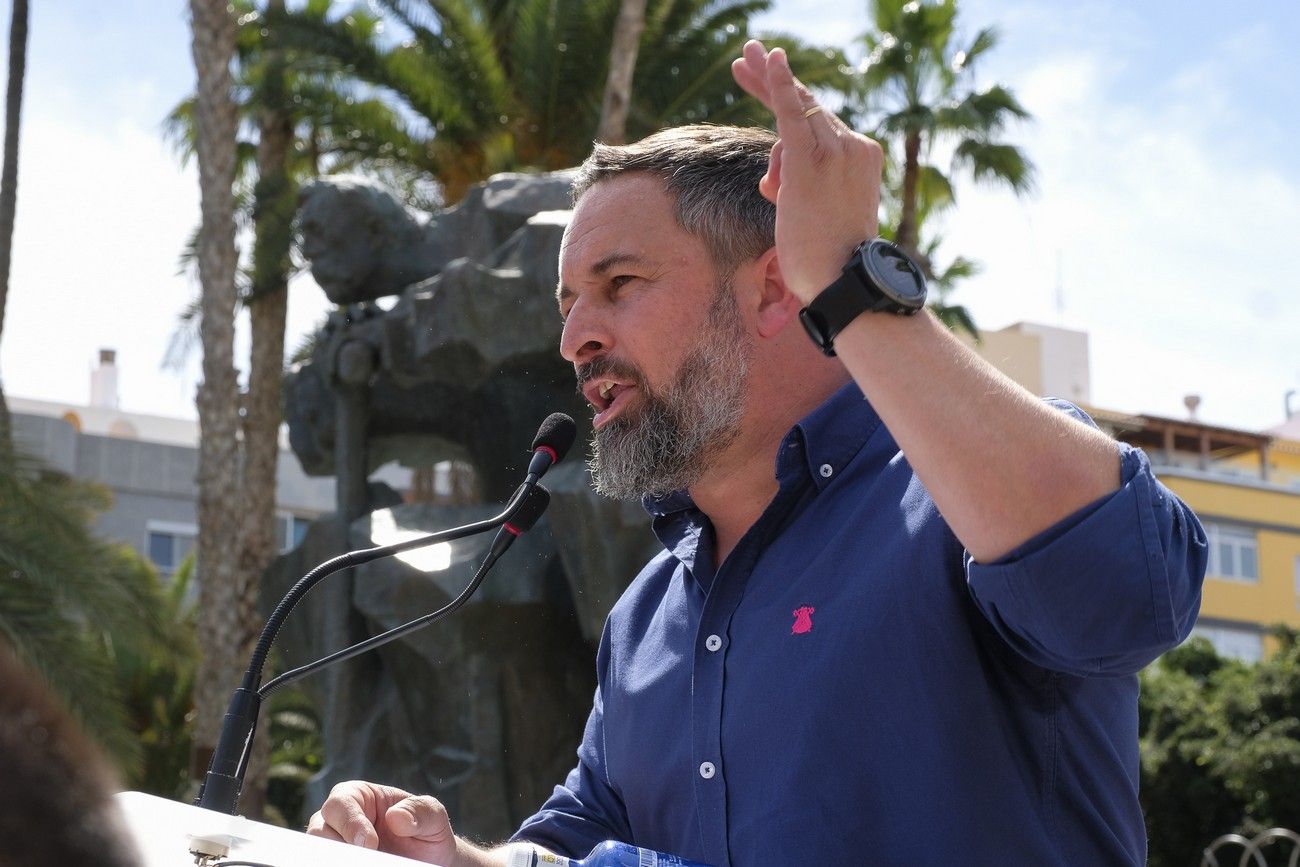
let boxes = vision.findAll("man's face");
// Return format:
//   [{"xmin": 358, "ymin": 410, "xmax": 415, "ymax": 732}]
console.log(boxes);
[{"xmin": 558, "ymin": 175, "xmax": 753, "ymax": 499}]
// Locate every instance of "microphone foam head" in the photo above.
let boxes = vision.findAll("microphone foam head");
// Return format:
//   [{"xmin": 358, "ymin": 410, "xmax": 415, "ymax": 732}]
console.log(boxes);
[
  {"xmin": 508, "ymin": 485, "xmax": 551, "ymax": 534},
  {"xmin": 531, "ymin": 413, "xmax": 577, "ymax": 464}
]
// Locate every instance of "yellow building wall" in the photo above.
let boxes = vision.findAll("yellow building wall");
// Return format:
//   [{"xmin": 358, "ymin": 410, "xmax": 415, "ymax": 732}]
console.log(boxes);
[
  {"xmin": 1217, "ymin": 440, "xmax": 1300, "ymax": 487},
  {"xmin": 1159, "ymin": 474, "xmax": 1300, "ymax": 636}
]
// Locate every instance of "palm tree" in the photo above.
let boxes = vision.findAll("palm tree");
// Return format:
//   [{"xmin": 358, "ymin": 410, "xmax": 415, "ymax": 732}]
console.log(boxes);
[
  {"xmin": 186, "ymin": 0, "xmax": 251, "ymax": 814},
  {"xmin": 230, "ymin": 0, "xmax": 296, "ymax": 817},
  {"xmin": 166, "ymin": 1, "xmax": 421, "ymax": 813},
  {"xmin": 596, "ymin": 0, "xmax": 649, "ymax": 144},
  {"xmin": 0, "ymin": 0, "xmax": 29, "ymax": 450},
  {"xmin": 849, "ymin": 0, "xmax": 1034, "ymax": 264},
  {"xmin": 272, "ymin": 0, "xmax": 848, "ymax": 200}
]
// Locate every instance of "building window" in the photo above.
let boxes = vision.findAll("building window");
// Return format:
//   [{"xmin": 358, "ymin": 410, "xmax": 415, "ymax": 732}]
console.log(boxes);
[
  {"xmin": 276, "ymin": 514, "xmax": 313, "ymax": 552},
  {"xmin": 1191, "ymin": 624, "xmax": 1263, "ymax": 664},
  {"xmin": 1204, "ymin": 523, "xmax": 1259, "ymax": 582},
  {"xmin": 145, "ymin": 522, "xmax": 197, "ymax": 577}
]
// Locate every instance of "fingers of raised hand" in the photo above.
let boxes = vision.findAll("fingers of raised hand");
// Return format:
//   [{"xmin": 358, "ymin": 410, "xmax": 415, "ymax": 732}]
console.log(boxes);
[
  {"xmin": 731, "ymin": 39, "xmax": 773, "ymax": 106},
  {"xmin": 760, "ymin": 48, "xmax": 816, "ymax": 148},
  {"xmin": 767, "ymin": 48, "xmax": 853, "ymax": 153}
]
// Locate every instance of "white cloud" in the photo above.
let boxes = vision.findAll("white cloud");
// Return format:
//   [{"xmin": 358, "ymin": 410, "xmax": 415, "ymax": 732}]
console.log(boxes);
[
  {"xmin": 0, "ymin": 97, "xmax": 335, "ymax": 420},
  {"xmin": 1, "ymin": 105, "xmax": 202, "ymax": 415},
  {"xmin": 935, "ymin": 43, "xmax": 1300, "ymax": 431}
]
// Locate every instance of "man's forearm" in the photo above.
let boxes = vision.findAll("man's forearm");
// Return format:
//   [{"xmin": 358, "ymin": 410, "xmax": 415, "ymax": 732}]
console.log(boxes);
[{"xmin": 832, "ymin": 308, "xmax": 1121, "ymax": 564}]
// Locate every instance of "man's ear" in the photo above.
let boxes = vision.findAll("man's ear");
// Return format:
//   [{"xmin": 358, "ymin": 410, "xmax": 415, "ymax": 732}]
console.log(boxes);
[{"xmin": 753, "ymin": 248, "xmax": 802, "ymax": 339}]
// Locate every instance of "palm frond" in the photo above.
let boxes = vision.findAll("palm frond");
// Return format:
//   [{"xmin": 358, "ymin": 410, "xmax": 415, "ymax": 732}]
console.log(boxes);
[
  {"xmin": 935, "ymin": 84, "xmax": 1030, "ymax": 136},
  {"xmin": 951, "ymin": 139, "xmax": 1035, "ymax": 194},
  {"xmin": 914, "ymin": 163, "xmax": 955, "ymax": 219},
  {"xmin": 0, "ymin": 449, "xmax": 176, "ymax": 774},
  {"xmin": 953, "ymin": 25, "xmax": 998, "ymax": 73}
]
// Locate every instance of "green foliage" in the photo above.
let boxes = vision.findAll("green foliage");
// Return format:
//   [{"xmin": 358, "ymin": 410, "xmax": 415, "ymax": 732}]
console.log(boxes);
[
  {"xmin": 0, "ymin": 448, "xmax": 173, "ymax": 776},
  {"xmin": 262, "ymin": 687, "xmax": 325, "ymax": 827},
  {"xmin": 1140, "ymin": 631, "xmax": 1300, "ymax": 867},
  {"xmin": 270, "ymin": 0, "xmax": 849, "ymax": 199},
  {"xmin": 849, "ymin": 0, "xmax": 1034, "ymax": 213},
  {"xmin": 110, "ymin": 554, "xmax": 200, "ymax": 799}
]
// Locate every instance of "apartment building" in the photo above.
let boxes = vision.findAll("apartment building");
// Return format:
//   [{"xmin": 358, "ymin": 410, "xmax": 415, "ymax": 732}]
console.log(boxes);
[
  {"xmin": 968, "ymin": 323, "xmax": 1300, "ymax": 661},
  {"xmin": 9, "ymin": 350, "xmax": 343, "ymax": 577}
]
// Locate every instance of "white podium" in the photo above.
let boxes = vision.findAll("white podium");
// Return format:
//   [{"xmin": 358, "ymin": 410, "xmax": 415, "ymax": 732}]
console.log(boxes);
[{"xmin": 116, "ymin": 791, "xmax": 440, "ymax": 867}]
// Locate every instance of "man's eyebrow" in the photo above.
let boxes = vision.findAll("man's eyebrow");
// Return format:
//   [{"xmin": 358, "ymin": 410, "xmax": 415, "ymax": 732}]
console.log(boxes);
[{"xmin": 556, "ymin": 251, "xmax": 653, "ymax": 306}]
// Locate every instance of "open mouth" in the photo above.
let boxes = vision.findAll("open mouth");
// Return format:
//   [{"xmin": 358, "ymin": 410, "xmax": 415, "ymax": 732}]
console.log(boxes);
[{"xmin": 583, "ymin": 378, "xmax": 637, "ymax": 429}]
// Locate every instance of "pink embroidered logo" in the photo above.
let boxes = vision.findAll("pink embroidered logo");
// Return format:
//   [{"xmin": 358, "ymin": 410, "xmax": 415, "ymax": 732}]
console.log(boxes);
[{"xmin": 791, "ymin": 606, "xmax": 815, "ymax": 635}]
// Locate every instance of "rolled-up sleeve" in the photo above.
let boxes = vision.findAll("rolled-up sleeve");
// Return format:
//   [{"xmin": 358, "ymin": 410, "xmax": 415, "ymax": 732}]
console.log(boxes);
[
  {"xmin": 511, "ymin": 627, "xmax": 631, "ymax": 856},
  {"xmin": 966, "ymin": 409, "xmax": 1208, "ymax": 677}
]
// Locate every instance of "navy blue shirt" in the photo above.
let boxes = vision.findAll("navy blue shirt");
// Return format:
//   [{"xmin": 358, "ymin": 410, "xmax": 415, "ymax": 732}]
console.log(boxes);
[{"xmin": 513, "ymin": 383, "xmax": 1206, "ymax": 865}]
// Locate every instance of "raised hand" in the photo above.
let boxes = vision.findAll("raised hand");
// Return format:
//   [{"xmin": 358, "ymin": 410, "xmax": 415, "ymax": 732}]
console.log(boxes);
[
  {"xmin": 306, "ymin": 780, "xmax": 460, "ymax": 865},
  {"xmin": 730, "ymin": 40, "xmax": 884, "ymax": 303}
]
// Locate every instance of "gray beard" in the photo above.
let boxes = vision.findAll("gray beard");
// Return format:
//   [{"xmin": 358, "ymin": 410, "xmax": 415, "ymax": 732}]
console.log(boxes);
[{"xmin": 587, "ymin": 283, "xmax": 752, "ymax": 501}]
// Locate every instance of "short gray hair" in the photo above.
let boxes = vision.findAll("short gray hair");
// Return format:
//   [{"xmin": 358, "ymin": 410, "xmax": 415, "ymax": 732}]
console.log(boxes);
[{"xmin": 571, "ymin": 124, "xmax": 777, "ymax": 274}]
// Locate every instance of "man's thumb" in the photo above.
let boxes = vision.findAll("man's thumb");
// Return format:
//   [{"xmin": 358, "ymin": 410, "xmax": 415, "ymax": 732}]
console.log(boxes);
[{"xmin": 385, "ymin": 796, "xmax": 451, "ymax": 840}]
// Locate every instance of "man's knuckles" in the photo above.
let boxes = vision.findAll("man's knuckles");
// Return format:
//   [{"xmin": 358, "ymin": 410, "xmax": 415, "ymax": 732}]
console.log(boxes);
[{"xmin": 306, "ymin": 811, "xmax": 352, "ymax": 844}]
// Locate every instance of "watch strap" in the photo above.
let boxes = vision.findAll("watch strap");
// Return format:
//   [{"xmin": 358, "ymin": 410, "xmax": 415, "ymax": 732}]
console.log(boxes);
[
  {"xmin": 799, "ymin": 267, "xmax": 894, "ymax": 357},
  {"xmin": 799, "ymin": 239, "xmax": 927, "ymax": 357}
]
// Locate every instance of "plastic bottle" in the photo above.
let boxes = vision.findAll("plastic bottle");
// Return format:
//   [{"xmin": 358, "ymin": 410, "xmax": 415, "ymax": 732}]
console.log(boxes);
[{"xmin": 507, "ymin": 840, "xmax": 715, "ymax": 867}]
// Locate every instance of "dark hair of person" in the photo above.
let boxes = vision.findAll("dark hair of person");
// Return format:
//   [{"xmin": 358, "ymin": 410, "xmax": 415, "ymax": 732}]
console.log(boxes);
[
  {"xmin": 0, "ymin": 641, "xmax": 141, "ymax": 867},
  {"xmin": 571, "ymin": 124, "xmax": 778, "ymax": 274}
]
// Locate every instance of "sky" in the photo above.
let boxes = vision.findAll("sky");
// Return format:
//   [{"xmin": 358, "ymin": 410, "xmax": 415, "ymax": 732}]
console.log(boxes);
[{"xmin": 2, "ymin": 0, "xmax": 1297, "ymax": 432}]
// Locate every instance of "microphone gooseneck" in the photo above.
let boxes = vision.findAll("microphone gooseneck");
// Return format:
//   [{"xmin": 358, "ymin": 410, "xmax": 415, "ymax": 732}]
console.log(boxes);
[
  {"xmin": 257, "ymin": 484, "xmax": 552, "ymax": 699},
  {"xmin": 196, "ymin": 413, "xmax": 571, "ymax": 816}
]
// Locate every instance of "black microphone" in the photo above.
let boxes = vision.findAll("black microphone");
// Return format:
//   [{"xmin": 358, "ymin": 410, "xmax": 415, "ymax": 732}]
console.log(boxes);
[
  {"xmin": 195, "ymin": 415, "xmax": 571, "ymax": 817},
  {"xmin": 481, "ymin": 482, "xmax": 552, "ymax": 567},
  {"xmin": 525, "ymin": 412, "xmax": 577, "ymax": 483}
]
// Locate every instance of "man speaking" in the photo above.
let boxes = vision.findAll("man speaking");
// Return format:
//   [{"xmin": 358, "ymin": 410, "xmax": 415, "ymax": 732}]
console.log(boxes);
[{"xmin": 307, "ymin": 40, "xmax": 1206, "ymax": 866}]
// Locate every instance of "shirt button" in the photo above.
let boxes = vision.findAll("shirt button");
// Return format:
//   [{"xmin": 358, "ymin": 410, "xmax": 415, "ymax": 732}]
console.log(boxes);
[
  {"xmin": 705, "ymin": 634, "xmax": 723, "ymax": 652},
  {"xmin": 699, "ymin": 761, "xmax": 716, "ymax": 779},
  {"xmin": 819, "ymin": 463, "xmax": 834, "ymax": 478}
]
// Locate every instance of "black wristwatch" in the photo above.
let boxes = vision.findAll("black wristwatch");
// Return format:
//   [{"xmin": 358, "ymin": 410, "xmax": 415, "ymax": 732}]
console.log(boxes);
[{"xmin": 798, "ymin": 238, "xmax": 928, "ymax": 357}]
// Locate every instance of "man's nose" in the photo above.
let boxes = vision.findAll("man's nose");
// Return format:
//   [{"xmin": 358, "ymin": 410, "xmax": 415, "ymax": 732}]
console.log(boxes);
[{"xmin": 559, "ymin": 298, "xmax": 612, "ymax": 365}]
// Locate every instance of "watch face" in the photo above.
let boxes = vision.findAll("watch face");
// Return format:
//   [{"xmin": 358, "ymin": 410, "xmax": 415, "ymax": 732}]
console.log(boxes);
[{"xmin": 861, "ymin": 239, "xmax": 927, "ymax": 308}]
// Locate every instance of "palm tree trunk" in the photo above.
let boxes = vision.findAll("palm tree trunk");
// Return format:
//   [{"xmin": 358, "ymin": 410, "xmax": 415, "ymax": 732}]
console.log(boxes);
[
  {"xmin": 187, "ymin": 0, "xmax": 249, "ymax": 803},
  {"xmin": 595, "ymin": 0, "xmax": 648, "ymax": 144},
  {"xmin": 0, "ymin": 0, "xmax": 29, "ymax": 451},
  {"xmin": 235, "ymin": 0, "xmax": 295, "ymax": 818},
  {"xmin": 896, "ymin": 129, "xmax": 922, "ymax": 258}
]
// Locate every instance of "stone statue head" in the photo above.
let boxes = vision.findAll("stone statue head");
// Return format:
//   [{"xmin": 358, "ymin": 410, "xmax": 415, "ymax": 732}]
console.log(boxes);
[{"xmin": 297, "ymin": 176, "xmax": 436, "ymax": 305}]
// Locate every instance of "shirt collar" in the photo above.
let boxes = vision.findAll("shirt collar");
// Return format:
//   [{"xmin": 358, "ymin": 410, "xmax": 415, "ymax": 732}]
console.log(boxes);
[{"xmin": 788, "ymin": 379, "xmax": 883, "ymax": 492}]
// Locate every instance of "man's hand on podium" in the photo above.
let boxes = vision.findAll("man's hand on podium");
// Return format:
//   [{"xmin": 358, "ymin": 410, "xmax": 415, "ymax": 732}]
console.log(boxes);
[{"xmin": 307, "ymin": 781, "xmax": 463, "ymax": 866}]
